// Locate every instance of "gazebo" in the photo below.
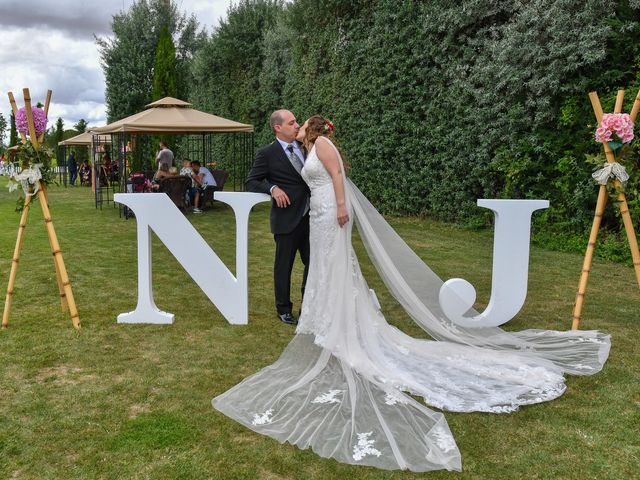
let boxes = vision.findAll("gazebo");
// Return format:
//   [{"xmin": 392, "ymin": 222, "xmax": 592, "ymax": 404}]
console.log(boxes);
[
  {"xmin": 58, "ymin": 131, "xmax": 112, "ymax": 187},
  {"xmin": 91, "ymin": 97, "xmax": 254, "ymax": 211}
]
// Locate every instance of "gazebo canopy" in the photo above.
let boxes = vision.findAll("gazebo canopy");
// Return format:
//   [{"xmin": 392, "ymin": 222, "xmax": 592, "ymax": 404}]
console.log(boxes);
[
  {"xmin": 59, "ymin": 131, "xmax": 112, "ymax": 146},
  {"xmin": 92, "ymin": 97, "xmax": 254, "ymax": 134}
]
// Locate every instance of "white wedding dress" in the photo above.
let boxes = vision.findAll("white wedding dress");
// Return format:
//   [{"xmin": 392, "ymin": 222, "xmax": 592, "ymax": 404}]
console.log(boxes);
[{"xmin": 212, "ymin": 137, "xmax": 610, "ymax": 472}]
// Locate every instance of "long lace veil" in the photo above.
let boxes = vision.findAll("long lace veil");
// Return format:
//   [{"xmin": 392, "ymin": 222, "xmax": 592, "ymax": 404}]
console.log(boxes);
[{"xmin": 345, "ymin": 179, "xmax": 610, "ymax": 375}]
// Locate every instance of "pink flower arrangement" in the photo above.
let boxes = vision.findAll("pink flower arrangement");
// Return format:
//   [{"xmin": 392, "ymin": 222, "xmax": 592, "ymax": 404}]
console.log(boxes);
[
  {"xmin": 595, "ymin": 113, "xmax": 634, "ymax": 145},
  {"xmin": 15, "ymin": 107, "xmax": 48, "ymax": 136}
]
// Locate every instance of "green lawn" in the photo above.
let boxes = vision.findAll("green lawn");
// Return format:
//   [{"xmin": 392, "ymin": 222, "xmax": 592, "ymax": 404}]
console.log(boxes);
[{"xmin": 0, "ymin": 183, "xmax": 637, "ymax": 479}]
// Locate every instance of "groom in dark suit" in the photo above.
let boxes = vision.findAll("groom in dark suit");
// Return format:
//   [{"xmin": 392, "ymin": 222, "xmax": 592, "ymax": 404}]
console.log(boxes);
[{"xmin": 246, "ymin": 110, "xmax": 310, "ymax": 325}]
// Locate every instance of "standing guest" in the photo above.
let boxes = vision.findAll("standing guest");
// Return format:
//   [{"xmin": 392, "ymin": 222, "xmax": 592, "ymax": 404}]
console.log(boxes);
[
  {"xmin": 103, "ymin": 152, "xmax": 112, "ymax": 176},
  {"xmin": 190, "ymin": 160, "xmax": 217, "ymax": 213},
  {"xmin": 156, "ymin": 141, "xmax": 174, "ymax": 169},
  {"xmin": 68, "ymin": 151, "xmax": 78, "ymax": 186}
]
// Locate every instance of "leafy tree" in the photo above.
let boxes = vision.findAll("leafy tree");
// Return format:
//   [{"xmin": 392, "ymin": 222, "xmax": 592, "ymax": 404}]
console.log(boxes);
[
  {"xmin": 44, "ymin": 117, "xmax": 65, "ymax": 150},
  {"xmin": 62, "ymin": 129, "xmax": 80, "ymax": 140},
  {"xmin": 74, "ymin": 119, "xmax": 88, "ymax": 133},
  {"xmin": 152, "ymin": 25, "xmax": 177, "ymax": 100},
  {"xmin": 191, "ymin": 0, "xmax": 284, "ymax": 131},
  {"xmin": 0, "ymin": 113, "xmax": 7, "ymax": 152},
  {"xmin": 9, "ymin": 111, "xmax": 18, "ymax": 147},
  {"xmin": 96, "ymin": 0, "xmax": 205, "ymax": 122},
  {"xmin": 54, "ymin": 118, "xmax": 64, "ymax": 145}
]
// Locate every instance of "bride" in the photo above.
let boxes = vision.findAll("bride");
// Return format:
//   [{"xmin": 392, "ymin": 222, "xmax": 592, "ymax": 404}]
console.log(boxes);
[{"xmin": 212, "ymin": 115, "xmax": 610, "ymax": 472}]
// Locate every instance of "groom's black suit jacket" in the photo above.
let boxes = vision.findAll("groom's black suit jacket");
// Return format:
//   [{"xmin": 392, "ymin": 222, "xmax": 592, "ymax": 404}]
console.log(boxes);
[{"xmin": 246, "ymin": 140, "xmax": 311, "ymax": 235}]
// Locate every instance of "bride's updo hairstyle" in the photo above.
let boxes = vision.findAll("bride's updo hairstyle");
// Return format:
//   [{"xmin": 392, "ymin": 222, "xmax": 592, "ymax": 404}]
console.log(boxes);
[
  {"xmin": 303, "ymin": 115, "xmax": 349, "ymax": 171},
  {"xmin": 304, "ymin": 115, "xmax": 335, "ymax": 147}
]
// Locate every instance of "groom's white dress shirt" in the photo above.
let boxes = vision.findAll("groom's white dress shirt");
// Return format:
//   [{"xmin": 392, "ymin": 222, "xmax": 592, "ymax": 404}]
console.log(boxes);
[
  {"xmin": 277, "ymin": 138, "xmax": 305, "ymax": 171},
  {"xmin": 270, "ymin": 138, "xmax": 305, "ymax": 194}
]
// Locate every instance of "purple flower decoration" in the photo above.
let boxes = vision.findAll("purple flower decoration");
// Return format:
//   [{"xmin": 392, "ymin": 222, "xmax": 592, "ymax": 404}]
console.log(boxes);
[{"xmin": 15, "ymin": 107, "xmax": 48, "ymax": 136}]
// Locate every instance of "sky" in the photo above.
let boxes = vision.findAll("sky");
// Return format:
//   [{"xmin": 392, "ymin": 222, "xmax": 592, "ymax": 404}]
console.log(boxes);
[{"xmin": 0, "ymin": 0, "xmax": 233, "ymax": 137}]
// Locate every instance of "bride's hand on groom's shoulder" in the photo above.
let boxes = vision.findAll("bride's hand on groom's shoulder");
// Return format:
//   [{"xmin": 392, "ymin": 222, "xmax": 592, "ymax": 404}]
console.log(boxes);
[{"xmin": 271, "ymin": 186, "xmax": 291, "ymax": 208}]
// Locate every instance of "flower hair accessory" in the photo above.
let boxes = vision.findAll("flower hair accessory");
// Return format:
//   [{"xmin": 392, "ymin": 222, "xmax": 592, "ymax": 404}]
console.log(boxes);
[{"xmin": 324, "ymin": 119, "xmax": 335, "ymax": 132}]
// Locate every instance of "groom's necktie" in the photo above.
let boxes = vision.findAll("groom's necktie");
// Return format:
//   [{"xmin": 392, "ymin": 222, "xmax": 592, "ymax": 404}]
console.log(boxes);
[
  {"xmin": 286, "ymin": 144, "xmax": 305, "ymax": 175},
  {"xmin": 286, "ymin": 143, "xmax": 309, "ymax": 215}
]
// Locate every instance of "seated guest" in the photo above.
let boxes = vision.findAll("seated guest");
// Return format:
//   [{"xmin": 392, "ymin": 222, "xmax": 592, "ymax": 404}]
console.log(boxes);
[
  {"xmin": 168, "ymin": 166, "xmax": 179, "ymax": 176},
  {"xmin": 180, "ymin": 159, "xmax": 193, "ymax": 181},
  {"xmin": 179, "ymin": 159, "xmax": 194, "ymax": 208},
  {"xmin": 79, "ymin": 160, "xmax": 91, "ymax": 186},
  {"xmin": 190, "ymin": 160, "xmax": 217, "ymax": 213},
  {"xmin": 151, "ymin": 163, "xmax": 171, "ymax": 190},
  {"xmin": 111, "ymin": 160, "xmax": 119, "ymax": 182}
]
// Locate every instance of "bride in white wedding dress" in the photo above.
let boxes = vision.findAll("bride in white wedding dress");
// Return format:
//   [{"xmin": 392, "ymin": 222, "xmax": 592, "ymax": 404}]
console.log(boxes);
[{"xmin": 212, "ymin": 116, "xmax": 610, "ymax": 472}]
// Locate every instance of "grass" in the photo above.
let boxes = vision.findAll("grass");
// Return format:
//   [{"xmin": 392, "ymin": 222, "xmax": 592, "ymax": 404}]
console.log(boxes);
[{"xmin": 0, "ymin": 182, "xmax": 638, "ymax": 479}]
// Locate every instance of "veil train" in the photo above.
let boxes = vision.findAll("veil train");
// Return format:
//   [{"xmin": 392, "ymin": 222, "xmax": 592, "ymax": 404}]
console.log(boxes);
[
  {"xmin": 346, "ymin": 179, "xmax": 610, "ymax": 375},
  {"xmin": 212, "ymin": 166, "xmax": 610, "ymax": 472}
]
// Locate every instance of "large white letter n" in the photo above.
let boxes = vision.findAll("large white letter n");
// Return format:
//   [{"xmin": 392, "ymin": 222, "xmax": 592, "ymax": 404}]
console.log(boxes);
[{"xmin": 114, "ymin": 192, "xmax": 270, "ymax": 325}]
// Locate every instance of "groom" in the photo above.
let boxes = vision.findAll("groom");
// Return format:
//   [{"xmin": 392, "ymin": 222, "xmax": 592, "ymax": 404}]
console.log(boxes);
[{"xmin": 246, "ymin": 110, "xmax": 310, "ymax": 325}]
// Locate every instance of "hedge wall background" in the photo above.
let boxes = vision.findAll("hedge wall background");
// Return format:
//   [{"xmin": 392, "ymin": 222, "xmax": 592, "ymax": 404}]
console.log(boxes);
[{"xmin": 103, "ymin": 0, "xmax": 640, "ymax": 260}]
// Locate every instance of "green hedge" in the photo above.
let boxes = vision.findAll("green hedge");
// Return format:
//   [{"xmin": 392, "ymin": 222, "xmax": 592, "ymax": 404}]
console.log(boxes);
[{"xmin": 188, "ymin": 0, "xmax": 640, "ymax": 260}]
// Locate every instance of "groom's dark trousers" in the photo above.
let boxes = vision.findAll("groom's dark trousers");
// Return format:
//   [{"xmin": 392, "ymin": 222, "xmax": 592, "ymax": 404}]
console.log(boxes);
[{"xmin": 246, "ymin": 140, "xmax": 311, "ymax": 316}]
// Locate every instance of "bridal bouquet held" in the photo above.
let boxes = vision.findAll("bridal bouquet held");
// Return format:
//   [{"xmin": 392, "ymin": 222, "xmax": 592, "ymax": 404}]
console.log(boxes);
[
  {"xmin": 2, "ymin": 88, "xmax": 80, "ymax": 330},
  {"xmin": 572, "ymin": 89, "xmax": 640, "ymax": 330}
]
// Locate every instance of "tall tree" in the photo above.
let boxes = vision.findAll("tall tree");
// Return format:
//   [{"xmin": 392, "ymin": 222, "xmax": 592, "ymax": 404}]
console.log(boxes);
[
  {"xmin": 0, "ymin": 113, "xmax": 7, "ymax": 152},
  {"xmin": 96, "ymin": 0, "xmax": 205, "ymax": 122},
  {"xmin": 9, "ymin": 111, "xmax": 18, "ymax": 147},
  {"xmin": 191, "ymin": 0, "xmax": 283, "ymax": 129},
  {"xmin": 152, "ymin": 25, "xmax": 177, "ymax": 100},
  {"xmin": 74, "ymin": 119, "xmax": 88, "ymax": 133},
  {"xmin": 54, "ymin": 118, "xmax": 64, "ymax": 145}
]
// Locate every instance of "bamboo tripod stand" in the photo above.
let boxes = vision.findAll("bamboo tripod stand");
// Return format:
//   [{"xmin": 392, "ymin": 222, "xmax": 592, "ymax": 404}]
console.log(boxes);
[
  {"xmin": 2, "ymin": 88, "xmax": 80, "ymax": 329},
  {"xmin": 572, "ymin": 88, "xmax": 640, "ymax": 330}
]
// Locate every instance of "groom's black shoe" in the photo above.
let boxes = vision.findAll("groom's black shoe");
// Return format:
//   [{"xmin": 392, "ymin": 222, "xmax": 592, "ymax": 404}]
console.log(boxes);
[{"xmin": 278, "ymin": 313, "xmax": 298, "ymax": 325}]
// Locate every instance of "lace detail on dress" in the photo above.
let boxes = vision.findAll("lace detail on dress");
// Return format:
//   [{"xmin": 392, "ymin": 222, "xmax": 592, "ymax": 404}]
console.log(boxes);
[
  {"xmin": 353, "ymin": 432, "xmax": 382, "ymax": 461},
  {"xmin": 296, "ymin": 143, "xmax": 348, "ymax": 340}
]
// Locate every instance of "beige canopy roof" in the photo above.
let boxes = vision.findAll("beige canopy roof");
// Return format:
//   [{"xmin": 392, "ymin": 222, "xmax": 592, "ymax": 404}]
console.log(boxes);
[
  {"xmin": 92, "ymin": 97, "xmax": 254, "ymax": 134},
  {"xmin": 58, "ymin": 131, "xmax": 112, "ymax": 146}
]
